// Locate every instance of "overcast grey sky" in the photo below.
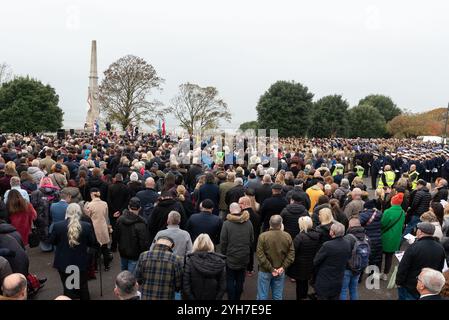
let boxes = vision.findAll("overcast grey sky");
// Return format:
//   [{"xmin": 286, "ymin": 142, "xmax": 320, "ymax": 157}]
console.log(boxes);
[{"xmin": 2, "ymin": 0, "xmax": 449, "ymax": 130}]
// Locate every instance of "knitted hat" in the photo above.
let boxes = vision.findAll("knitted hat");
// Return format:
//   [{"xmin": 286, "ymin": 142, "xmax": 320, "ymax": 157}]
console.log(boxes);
[{"xmin": 391, "ymin": 193, "xmax": 404, "ymax": 205}]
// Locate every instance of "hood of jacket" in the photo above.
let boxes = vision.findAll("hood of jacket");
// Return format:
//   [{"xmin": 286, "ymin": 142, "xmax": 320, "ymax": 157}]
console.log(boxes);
[
  {"xmin": 226, "ymin": 210, "xmax": 250, "ymax": 223},
  {"xmin": 89, "ymin": 176, "xmax": 105, "ymax": 187},
  {"xmin": 157, "ymin": 198, "xmax": 178, "ymax": 208},
  {"xmin": 311, "ymin": 185, "xmax": 322, "ymax": 191},
  {"xmin": 189, "ymin": 252, "xmax": 226, "ymax": 276},
  {"xmin": 120, "ymin": 210, "xmax": 145, "ymax": 226},
  {"xmin": 0, "ymin": 222, "xmax": 17, "ymax": 234},
  {"xmin": 28, "ymin": 167, "xmax": 42, "ymax": 175},
  {"xmin": 285, "ymin": 203, "xmax": 307, "ymax": 215}
]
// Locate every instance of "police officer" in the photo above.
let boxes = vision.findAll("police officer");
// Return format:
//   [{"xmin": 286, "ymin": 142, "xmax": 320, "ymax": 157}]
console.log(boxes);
[
  {"xmin": 354, "ymin": 160, "xmax": 365, "ymax": 179},
  {"xmin": 408, "ymin": 164, "xmax": 419, "ymax": 191},
  {"xmin": 378, "ymin": 164, "xmax": 396, "ymax": 189}
]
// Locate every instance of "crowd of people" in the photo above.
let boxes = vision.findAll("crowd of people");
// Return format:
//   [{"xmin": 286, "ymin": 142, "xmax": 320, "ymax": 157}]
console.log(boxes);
[{"xmin": 1, "ymin": 132, "xmax": 449, "ymax": 300}]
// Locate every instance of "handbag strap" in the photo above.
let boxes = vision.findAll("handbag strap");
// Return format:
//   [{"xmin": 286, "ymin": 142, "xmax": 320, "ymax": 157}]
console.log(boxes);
[
  {"xmin": 366, "ymin": 209, "xmax": 378, "ymax": 226},
  {"xmin": 383, "ymin": 211, "xmax": 404, "ymax": 234}
]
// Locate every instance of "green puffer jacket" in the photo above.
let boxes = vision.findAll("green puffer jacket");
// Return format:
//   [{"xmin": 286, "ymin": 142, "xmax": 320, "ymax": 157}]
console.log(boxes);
[{"xmin": 381, "ymin": 204, "xmax": 405, "ymax": 253}]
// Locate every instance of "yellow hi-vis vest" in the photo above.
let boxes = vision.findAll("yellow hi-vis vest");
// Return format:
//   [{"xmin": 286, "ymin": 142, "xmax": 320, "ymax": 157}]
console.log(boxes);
[
  {"xmin": 409, "ymin": 171, "xmax": 419, "ymax": 190},
  {"xmin": 355, "ymin": 165, "xmax": 365, "ymax": 178},
  {"xmin": 378, "ymin": 171, "xmax": 395, "ymax": 188},
  {"xmin": 332, "ymin": 164, "xmax": 344, "ymax": 176}
]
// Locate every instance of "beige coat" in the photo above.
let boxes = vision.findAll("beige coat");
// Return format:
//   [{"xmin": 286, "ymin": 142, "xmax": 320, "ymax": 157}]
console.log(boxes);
[{"xmin": 85, "ymin": 198, "xmax": 110, "ymax": 245}]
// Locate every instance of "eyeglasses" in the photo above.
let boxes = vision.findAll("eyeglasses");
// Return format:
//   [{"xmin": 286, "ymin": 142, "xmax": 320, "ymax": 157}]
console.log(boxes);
[{"xmin": 416, "ymin": 276, "xmax": 422, "ymax": 283}]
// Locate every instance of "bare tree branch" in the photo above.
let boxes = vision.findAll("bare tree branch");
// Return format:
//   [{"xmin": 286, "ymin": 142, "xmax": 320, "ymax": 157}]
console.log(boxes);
[
  {"xmin": 98, "ymin": 55, "xmax": 164, "ymax": 130},
  {"xmin": 167, "ymin": 83, "xmax": 231, "ymax": 135}
]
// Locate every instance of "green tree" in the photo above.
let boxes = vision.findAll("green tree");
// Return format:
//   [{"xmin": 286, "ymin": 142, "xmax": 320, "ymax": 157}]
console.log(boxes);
[
  {"xmin": 239, "ymin": 121, "xmax": 259, "ymax": 131},
  {"xmin": 348, "ymin": 104, "xmax": 386, "ymax": 138},
  {"xmin": 309, "ymin": 95, "xmax": 350, "ymax": 138},
  {"xmin": 99, "ymin": 55, "xmax": 164, "ymax": 130},
  {"xmin": 0, "ymin": 77, "xmax": 63, "ymax": 133},
  {"xmin": 256, "ymin": 81, "xmax": 313, "ymax": 137},
  {"xmin": 358, "ymin": 94, "xmax": 402, "ymax": 122}
]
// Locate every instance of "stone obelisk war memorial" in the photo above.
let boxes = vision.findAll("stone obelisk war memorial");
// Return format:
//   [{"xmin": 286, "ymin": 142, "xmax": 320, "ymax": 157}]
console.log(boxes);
[{"xmin": 85, "ymin": 40, "xmax": 100, "ymax": 131}]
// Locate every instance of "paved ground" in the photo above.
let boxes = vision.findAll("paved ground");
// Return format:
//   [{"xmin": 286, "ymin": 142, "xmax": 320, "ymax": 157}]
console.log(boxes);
[{"xmin": 28, "ymin": 177, "xmax": 400, "ymax": 300}]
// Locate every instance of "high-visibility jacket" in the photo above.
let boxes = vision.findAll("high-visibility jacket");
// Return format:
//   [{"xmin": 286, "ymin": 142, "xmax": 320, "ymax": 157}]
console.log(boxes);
[
  {"xmin": 409, "ymin": 171, "xmax": 419, "ymax": 190},
  {"xmin": 378, "ymin": 171, "xmax": 395, "ymax": 188},
  {"xmin": 355, "ymin": 165, "xmax": 365, "ymax": 178},
  {"xmin": 332, "ymin": 164, "xmax": 344, "ymax": 176}
]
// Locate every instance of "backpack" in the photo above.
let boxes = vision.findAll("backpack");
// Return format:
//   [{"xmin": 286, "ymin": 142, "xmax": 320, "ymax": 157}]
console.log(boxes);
[
  {"xmin": 140, "ymin": 203, "xmax": 155, "ymax": 224},
  {"xmin": 347, "ymin": 234, "xmax": 370, "ymax": 272},
  {"xmin": 338, "ymin": 189, "xmax": 349, "ymax": 208}
]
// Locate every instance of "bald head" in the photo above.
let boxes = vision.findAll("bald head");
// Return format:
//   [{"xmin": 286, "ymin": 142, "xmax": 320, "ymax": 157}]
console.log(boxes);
[
  {"xmin": 263, "ymin": 174, "xmax": 272, "ymax": 184},
  {"xmin": 238, "ymin": 196, "xmax": 252, "ymax": 209},
  {"xmin": 145, "ymin": 177, "xmax": 155, "ymax": 189},
  {"xmin": 1, "ymin": 273, "xmax": 27, "ymax": 300},
  {"xmin": 352, "ymin": 188, "xmax": 362, "ymax": 200}
]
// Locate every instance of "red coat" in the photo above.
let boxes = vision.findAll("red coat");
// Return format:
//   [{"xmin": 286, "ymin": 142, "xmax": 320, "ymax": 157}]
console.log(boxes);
[{"xmin": 9, "ymin": 203, "xmax": 37, "ymax": 246}]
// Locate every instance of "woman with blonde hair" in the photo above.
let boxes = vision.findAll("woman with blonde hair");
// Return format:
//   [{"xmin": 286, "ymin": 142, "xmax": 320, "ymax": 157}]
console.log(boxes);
[
  {"xmin": 286, "ymin": 216, "xmax": 321, "ymax": 300},
  {"xmin": 177, "ymin": 184, "xmax": 194, "ymax": 218},
  {"xmin": 183, "ymin": 234, "xmax": 226, "ymax": 300},
  {"xmin": 49, "ymin": 203, "xmax": 95, "ymax": 300},
  {"xmin": 316, "ymin": 208, "xmax": 334, "ymax": 243},
  {"xmin": 0, "ymin": 161, "xmax": 18, "ymax": 196}
]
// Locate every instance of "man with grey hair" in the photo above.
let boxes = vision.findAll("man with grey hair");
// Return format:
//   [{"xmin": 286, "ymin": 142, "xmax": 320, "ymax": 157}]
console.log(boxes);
[
  {"xmin": 417, "ymin": 268, "xmax": 447, "ymax": 300},
  {"xmin": 4, "ymin": 176, "xmax": 30, "ymax": 203},
  {"xmin": 343, "ymin": 188, "xmax": 364, "ymax": 219},
  {"xmin": 333, "ymin": 178, "xmax": 350, "ymax": 206},
  {"xmin": 151, "ymin": 211, "xmax": 192, "ymax": 259},
  {"xmin": 225, "ymin": 177, "xmax": 245, "ymax": 207},
  {"xmin": 313, "ymin": 222, "xmax": 352, "ymax": 300},
  {"xmin": 256, "ymin": 215, "xmax": 294, "ymax": 300},
  {"xmin": 114, "ymin": 271, "xmax": 140, "ymax": 300},
  {"xmin": 0, "ymin": 273, "xmax": 27, "ymax": 300},
  {"xmin": 431, "ymin": 178, "xmax": 449, "ymax": 203}
]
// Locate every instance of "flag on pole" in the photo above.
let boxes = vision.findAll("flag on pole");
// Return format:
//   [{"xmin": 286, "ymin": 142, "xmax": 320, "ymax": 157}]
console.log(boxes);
[{"xmin": 162, "ymin": 120, "xmax": 166, "ymax": 136}]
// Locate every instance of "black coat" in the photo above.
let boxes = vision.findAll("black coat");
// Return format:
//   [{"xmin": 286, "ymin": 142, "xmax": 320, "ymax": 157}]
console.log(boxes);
[
  {"xmin": 107, "ymin": 182, "xmax": 131, "ymax": 216},
  {"xmin": 186, "ymin": 212, "xmax": 223, "ymax": 244},
  {"xmin": 49, "ymin": 219, "xmax": 96, "ymax": 272},
  {"xmin": 285, "ymin": 189, "xmax": 311, "ymax": 211},
  {"xmin": 409, "ymin": 187, "xmax": 431, "ymax": 217},
  {"xmin": 287, "ymin": 229, "xmax": 322, "ymax": 280},
  {"xmin": 116, "ymin": 210, "xmax": 150, "ymax": 260},
  {"xmin": 396, "ymin": 236, "xmax": 446, "ymax": 296},
  {"xmin": 260, "ymin": 195, "xmax": 288, "ymax": 231},
  {"xmin": 280, "ymin": 203, "xmax": 309, "ymax": 240},
  {"xmin": 255, "ymin": 184, "xmax": 273, "ymax": 205},
  {"xmin": 0, "ymin": 222, "xmax": 29, "ymax": 275},
  {"xmin": 225, "ymin": 185, "xmax": 246, "ymax": 206},
  {"xmin": 359, "ymin": 208, "xmax": 383, "ymax": 266},
  {"xmin": 148, "ymin": 199, "xmax": 187, "ymax": 244},
  {"xmin": 198, "ymin": 183, "xmax": 220, "ymax": 216},
  {"xmin": 136, "ymin": 188, "xmax": 159, "ymax": 208},
  {"xmin": 183, "ymin": 252, "xmax": 226, "ymax": 300},
  {"xmin": 85, "ymin": 176, "xmax": 109, "ymax": 201},
  {"xmin": 127, "ymin": 181, "xmax": 144, "ymax": 198},
  {"xmin": 432, "ymin": 187, "xmax": 448, "ymax": 203},
  {"xmin": 313, "ymin": 236, "xmax": 352, "ymax": 298},
  {"xmin": 316, "ymin": 223, "xmax": 333, "ymax": 244}
]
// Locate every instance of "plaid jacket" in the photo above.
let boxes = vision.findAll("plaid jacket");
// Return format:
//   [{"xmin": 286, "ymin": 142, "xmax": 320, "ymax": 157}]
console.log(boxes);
[{"xmin": 135, "ymin": 244, "xmax": 183, "ymax": 300}]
